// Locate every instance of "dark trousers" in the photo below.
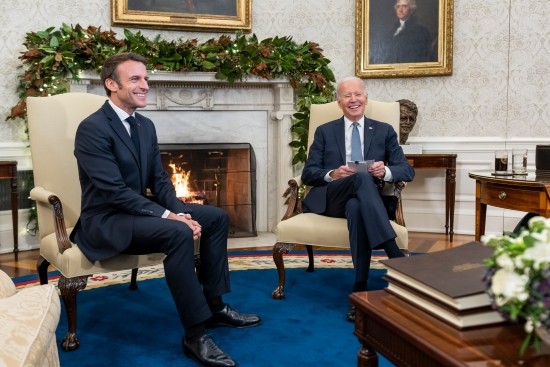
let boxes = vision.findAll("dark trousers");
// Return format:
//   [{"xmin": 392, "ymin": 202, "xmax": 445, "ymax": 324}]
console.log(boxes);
[
  {"xmin": 324, "ymin": 172, "xmax": 403, "ymax": 291},
  {"xmin": 122, "ymin": 204, "xmax": 230, "ymax": 328}
]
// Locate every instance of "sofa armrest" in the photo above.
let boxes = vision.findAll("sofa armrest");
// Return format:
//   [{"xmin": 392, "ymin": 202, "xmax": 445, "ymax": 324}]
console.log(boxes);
[
  {"xmin": 0, "ymin": 270, "xmax": 61, "ymax": 367},
  {"xmin": 30, "ymin": 186, "xmax": 74, "ymax": 254},
  {"xmin": 0, "ymin": 269, "xmax": 17, "ymax": 298}
]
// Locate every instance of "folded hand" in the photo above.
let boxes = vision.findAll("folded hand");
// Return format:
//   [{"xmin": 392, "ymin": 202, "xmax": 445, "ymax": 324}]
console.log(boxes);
[
  {"xmin": 368, "ymin": 161, "xmax": 386, "ymax": 178},
  {"xmin": 171, "ymin": 212, "xmax": 202, "ymax": 240}
]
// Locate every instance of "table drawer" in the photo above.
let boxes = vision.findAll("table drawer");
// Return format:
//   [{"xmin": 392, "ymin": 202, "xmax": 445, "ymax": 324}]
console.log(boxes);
[{"xmin": 480, "ymin": 184, "xmax": 545, "ymax": 212}]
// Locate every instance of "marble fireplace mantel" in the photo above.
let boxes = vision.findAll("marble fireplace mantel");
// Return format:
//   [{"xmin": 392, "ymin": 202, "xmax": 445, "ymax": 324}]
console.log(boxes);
[{"xmin": 70, "ymin": 71, "xmax": 296, "ymax": 233}]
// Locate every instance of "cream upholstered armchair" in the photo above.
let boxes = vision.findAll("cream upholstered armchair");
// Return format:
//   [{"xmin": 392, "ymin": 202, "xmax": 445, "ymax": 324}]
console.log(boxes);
[
  {"xmin": 271, "ymin": 99, "xmax": 417, "ymax": 299},
  {"xmin": 0, "ymin": 269, "xmax": 61, "ymax": 367},
  {"xmin": 26, "ymin": 93, "xmax": 165, "ymax": 351}
]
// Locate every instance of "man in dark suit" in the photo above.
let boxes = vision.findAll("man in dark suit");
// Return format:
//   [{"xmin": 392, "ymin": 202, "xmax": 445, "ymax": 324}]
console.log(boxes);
[
  {"xmin": 70, "ymin": 52, "xmax": 260, "ymax": 367},
  {"xmin": 301, "ymin": 76, "xmax": 415, "ymax": 321}
]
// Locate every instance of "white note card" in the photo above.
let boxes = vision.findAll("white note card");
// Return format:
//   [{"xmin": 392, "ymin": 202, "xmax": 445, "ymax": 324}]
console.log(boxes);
[{"xmin": 347, "ymin": 160, "xmax": 374, "ymax": 172}]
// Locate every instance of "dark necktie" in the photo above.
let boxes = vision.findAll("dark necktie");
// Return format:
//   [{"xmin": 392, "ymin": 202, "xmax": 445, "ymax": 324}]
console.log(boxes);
[
  {"xmin": 126, "ymin": 116, "xmax": 141, "ymax": 156},
  {"xmin": 351, "ymin": 122, "xmax": 363, "ymax": 161}
]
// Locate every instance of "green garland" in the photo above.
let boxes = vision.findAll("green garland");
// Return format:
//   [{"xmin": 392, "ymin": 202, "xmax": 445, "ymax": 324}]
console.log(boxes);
[{"xmin": 7, "ymin": 23, "xmax": 336, "ymax": 165}]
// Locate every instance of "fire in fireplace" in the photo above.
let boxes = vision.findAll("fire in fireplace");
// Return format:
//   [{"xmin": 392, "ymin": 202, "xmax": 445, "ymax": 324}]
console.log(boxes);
[
  {"xmin": 168, "ymin": 162, "xmax": 207, "ymax": 204},
  {"xmin": 159, "ymin": 143, "xmax": 257, "ymax": 238}
]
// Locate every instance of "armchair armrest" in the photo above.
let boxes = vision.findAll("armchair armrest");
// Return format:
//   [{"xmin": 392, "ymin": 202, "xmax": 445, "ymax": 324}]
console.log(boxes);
[
  {"xmin": 280, "ymin": 176, "xmax": 407, "ymax": 226},
  {"xmin": 387, "ymin": 181, "xmax": 407, "ymax": 227},
  {"xmin": 281, "ymin": 176, "xmax": 302, "ymax": 220},
  {"xmin": 30, "ymin": 186, "xmax": 57, "ymax": 203},
  {"xmin": 30, "ymin": 186, "xmax": 74, "ymax": 254}
]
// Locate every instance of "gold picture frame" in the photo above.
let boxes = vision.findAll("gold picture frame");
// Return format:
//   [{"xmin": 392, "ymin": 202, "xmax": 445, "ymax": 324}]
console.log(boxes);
[
  {"xmin": 112, "ymin": 0, "xmax": 252, "ymax": 32},
  {"xmin": 355, "ymin": 0, "xmax": 453, "ymax": 78}
]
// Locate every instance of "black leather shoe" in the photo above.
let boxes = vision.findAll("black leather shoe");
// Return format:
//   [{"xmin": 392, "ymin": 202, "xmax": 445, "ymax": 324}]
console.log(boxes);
[
  {"xmin": 183, "ymin": 334, "xmax": 237, "ymax": 367},
  {"xmin": 346, "ymin": 305, "xmax": 356, "ymax": 322},
  {"xmin": 205, "ymin": 304, "xmax": 261, "ymax": 328}
]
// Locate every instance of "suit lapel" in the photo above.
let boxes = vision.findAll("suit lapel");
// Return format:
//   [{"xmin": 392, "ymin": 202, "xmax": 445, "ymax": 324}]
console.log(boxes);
[
  {"xmin": 134, "ymin": 114, "xmax": 148, "ymax": 185},
  {"xmin": 363, "ymin": 117, "xmax": 375, "ymax": 158},
  {"xmin": 334, "ymin": 118, "xmax": 346, "ymax": 163},
  {"xmin": 102, "ymin": 103, "xmax": 146, "ymax": 188},
  {"xmin": 103, "ymin": 103, "xmax": 138, "ymax": 159},
  {"xmin": 130, "ymin": 114, "xmax": 146, "ymax": 166}
]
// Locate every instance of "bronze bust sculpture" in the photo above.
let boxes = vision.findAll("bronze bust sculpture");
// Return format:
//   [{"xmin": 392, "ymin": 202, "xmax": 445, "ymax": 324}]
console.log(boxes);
[{"xmin": 397, "ymin": 99, "xmax": 418, "ymax": 145}]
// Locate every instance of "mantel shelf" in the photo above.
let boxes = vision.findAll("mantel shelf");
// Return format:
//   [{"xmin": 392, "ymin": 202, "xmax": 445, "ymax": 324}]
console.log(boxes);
[{"xmin": 74, "ymin": 71, "xmax": 289, "ymax": 86}]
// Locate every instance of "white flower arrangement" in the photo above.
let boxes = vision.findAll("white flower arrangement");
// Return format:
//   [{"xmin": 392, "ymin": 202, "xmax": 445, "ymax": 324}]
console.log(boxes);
[{"xmin": 483, "ymin": 216, "xmax": 550, "ymax": 354}]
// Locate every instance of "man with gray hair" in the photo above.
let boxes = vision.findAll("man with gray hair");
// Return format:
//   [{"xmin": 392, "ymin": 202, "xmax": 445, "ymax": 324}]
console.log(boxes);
[{"xmin": 301, "ymin": 76, "xmax": 414, "ymax": 321}]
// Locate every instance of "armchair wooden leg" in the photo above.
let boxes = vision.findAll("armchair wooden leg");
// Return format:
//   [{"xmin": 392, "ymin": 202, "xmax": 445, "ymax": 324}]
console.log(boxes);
[
  {"xmin": 58, "ymin": 275, "xmax": 89, "ymax": 351},
  {"xmin": 129, "ymin": 268, "xmax": 139, "ymax": 290},
  {"xmin": 37, "ymin": 255, "xmax": 50, "ymax": 285},
  {"xmin": 305, "ymin": 245, "xmax": 315, "ymax": 272},
  {"xmin": 272, "ymin": 242, "xmax": 294, "ymax": 300}
]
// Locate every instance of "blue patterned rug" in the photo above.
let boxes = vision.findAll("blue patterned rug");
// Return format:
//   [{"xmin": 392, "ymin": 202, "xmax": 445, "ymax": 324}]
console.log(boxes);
[
  {"xmin": 14, "ymin": 250, "xmax": 395, "ymax": 367},
  {"xmin": 13, "ymin": 249, "xmax": 387, "ymax": 289}
]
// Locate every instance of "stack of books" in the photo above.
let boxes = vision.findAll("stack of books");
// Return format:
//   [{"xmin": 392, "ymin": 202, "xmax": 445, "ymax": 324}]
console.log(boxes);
[{"xmin": 381, "ymin": 241, "xmax": 506, "ymax": 329}]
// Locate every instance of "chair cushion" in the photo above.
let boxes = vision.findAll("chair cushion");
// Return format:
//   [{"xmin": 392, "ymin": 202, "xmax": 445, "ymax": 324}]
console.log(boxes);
[
  {"xmin": 0, "ymin": 271, "xmax": 61, "ymax": 367},
  {"xmin": 276, "ymin": 213, "xmax": 408, "ymax": 249},
  {"xmin": 40, "ymin": 228, "xmax": 166, "ymax": 278}
]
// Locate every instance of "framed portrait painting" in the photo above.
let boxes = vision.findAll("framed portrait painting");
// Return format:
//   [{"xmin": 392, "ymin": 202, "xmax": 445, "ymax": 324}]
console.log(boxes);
[
  {"xmin": 355, "ymin": 0, "xmax": 453, "ymax": 78},
  {"xmin": 112, "ymin": 0, "xmax": 252, "ymax": 32}
]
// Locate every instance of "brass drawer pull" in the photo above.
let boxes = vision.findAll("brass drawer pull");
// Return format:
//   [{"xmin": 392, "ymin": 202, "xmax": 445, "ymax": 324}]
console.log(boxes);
[{"xmin": 498, "ymin": 191, "xmax": 507, "ymax": 200}]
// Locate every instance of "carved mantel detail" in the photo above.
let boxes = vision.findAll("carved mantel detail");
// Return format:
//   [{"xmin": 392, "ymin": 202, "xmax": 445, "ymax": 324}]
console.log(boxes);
[{"xmin": 158, "ymin": 88, "xmax": 214, "ymax": 110}]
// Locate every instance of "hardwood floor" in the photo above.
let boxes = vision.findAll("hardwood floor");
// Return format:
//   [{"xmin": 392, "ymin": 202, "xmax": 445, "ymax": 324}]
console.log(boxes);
[
  {"xmin": 0, "ymin": 231, "xmax": 475, "ymax": 279},
  {"xmin": 0, "ymin": 248, "xmax": 42, "ymax": 279}
]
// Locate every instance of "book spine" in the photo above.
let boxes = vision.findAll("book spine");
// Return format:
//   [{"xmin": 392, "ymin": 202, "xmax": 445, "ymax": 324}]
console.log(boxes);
[
  {"xmin": 384, "ymin": 275, "xmax": 491, "ymax": 314},
  {"xmin": 385, "ymin": 282, "xmax": 505, "ymax": 329}
]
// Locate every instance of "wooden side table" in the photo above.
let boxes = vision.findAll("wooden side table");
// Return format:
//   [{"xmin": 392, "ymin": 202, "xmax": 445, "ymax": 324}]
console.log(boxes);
[
  {"xmin": 406, "ymin": 154, "xmax": 457, "ymax": 241},
  {"xmin": 0, "ymin": 161, "xmax": 18, "ymax": 253},
  {"xmin": 468, "ymin": 171, "xmax": 550, "ymax": 241}
]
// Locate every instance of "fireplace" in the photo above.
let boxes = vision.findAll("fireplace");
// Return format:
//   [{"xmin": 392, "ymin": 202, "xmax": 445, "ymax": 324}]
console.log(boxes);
[{"xmin": 160, "ymin": 143, "xmax": 256, "ymax": 238}]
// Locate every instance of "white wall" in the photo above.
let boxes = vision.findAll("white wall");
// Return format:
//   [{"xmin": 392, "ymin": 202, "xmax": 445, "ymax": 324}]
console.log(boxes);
[{"xmin": 0, "ymin": 0, "xmax": 549, "ymax": 252}]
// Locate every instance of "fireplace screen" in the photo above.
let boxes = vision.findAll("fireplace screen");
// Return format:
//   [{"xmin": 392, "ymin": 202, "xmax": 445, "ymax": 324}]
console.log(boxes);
[{"xmin": 159, "ymin": 143, "xmax": 257, "ymax": 238}]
